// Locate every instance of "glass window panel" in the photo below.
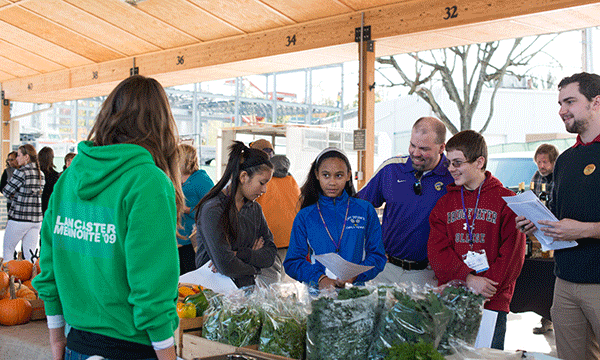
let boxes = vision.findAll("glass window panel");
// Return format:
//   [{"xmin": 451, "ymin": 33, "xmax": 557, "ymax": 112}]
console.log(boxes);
[{"xmin": 275, "ymin": 71, "xmax": 305, "ymax": 104}]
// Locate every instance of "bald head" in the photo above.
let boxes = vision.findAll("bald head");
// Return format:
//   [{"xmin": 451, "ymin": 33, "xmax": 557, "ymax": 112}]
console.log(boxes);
[
  {"xmin": 412, "ymin": 117, "xmax": 447, "ymax": 145},
  {"xmin": 409, "ymin": 117, "xmax": 446, "ymax": 171}
]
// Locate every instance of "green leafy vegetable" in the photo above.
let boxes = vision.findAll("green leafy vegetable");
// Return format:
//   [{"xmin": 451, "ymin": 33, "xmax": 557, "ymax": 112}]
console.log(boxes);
[
  {"xmin": 385, "ymin": 340, "xmax": 445, "ymax": 360},
  {"xmin": 437, "ymin": 284, "xmax": 485, "ymax": 354},
  {"xmin": 259, "ymin": 310, "xmax": 306, "ymax": 359},
  {"xmin": 202, "ymin": 294, "xmax": 262, "ymax": 347},
  {"xmin": 306, "ymin": 289, "xmax": 377, "ymax": 360},
  {"xmin": 370, "ymin": 287, "xmax": 452, "ymax": 359}
]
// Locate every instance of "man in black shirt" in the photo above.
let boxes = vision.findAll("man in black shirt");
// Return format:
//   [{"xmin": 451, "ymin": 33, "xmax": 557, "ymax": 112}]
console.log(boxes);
[{"xmin": 517, "ymin": 72, "xmax": 600, "ymax": 360}]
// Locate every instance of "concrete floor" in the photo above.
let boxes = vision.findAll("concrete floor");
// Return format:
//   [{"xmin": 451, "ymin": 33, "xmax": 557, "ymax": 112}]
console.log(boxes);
[{"xmin": 506, "ymin": 311, "xmax": 558, "ymax": 357}]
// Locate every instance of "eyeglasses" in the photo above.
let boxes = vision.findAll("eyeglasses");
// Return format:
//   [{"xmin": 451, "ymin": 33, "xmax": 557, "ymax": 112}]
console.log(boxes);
[
  {"xmin": 262, "ymin": 148, "xmax": 274, "ymax": 154},
  {"xmin": 444, "ymin": 159, "xmax": 474, "ymax": 168}
]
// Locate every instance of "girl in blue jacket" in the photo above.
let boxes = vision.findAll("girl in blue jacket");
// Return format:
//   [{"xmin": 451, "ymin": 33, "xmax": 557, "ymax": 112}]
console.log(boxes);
[{"xmin": 283, "ymin": 148, "xmax": 385, "ymax": 289}]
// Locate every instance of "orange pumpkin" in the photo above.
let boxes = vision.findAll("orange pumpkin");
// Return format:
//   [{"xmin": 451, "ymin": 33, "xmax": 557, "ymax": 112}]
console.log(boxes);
[
  {"xmin": 0, "ymin": 276, "xmax": 32, "ymax": 325},
  {"xmin": 23, "ymin": 280, "xmax": 36, "ymax": 293},
  {"xmin": 34, "ymin": 259, "xmax": 41, "ymax": 275},
  {"xmin": 3, "ymin": 260, "xmax": 34, "ymax": 282},
  {"xmin": 15, "ymin": 280, "xmax": 36, "ymax": 301},
  {"xmin": 0, "ymin": 271, "xmax": 8, "ymax": 292}
]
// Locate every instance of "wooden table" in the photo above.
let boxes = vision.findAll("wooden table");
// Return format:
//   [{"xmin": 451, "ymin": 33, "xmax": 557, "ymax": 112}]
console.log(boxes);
[{"xmin": 0, "ymin": 319, "xmax": 52, "ymax": 360}]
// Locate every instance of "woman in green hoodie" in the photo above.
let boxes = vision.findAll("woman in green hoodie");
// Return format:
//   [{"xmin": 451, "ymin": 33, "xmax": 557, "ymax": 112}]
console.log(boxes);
[{"xmin": 33, "ymin": 75, "xmax": 184, "ymax": 360}]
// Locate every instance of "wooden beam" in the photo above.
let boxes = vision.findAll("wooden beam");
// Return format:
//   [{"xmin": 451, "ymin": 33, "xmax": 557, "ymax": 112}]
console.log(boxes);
[
  {"xmin": 3, "ymin": 0, "xmax": 600, "ymax": 103},
  {"xmin": 1, "ymin": 96, "xmax": 10, "ymax": 171},
  {"xmin": 356, "ymin": 39, "xmax": 375, "ymax": 190}
]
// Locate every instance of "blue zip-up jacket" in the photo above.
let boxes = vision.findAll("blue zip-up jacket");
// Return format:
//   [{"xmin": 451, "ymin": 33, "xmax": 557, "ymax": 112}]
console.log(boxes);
[
  {"xmin": 283, "ymin": 190, "xmax": 386, "ymax": 287},
  {"xmin": 180, "ymin": 169, "xmax": 213, "ymax": 245}
]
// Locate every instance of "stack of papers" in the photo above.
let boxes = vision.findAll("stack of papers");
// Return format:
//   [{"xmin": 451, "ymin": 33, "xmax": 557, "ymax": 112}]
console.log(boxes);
[
  {"xmin": 502, "ymin": 190, "xmax": 578, "ymax": 251},
  {"xmin": 314, "ymin": 253, "xmax": 374, "ymax": 281}
]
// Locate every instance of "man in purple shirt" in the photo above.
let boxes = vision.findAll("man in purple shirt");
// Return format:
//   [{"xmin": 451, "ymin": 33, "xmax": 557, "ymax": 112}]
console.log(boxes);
[{"xmin": 358, "ymin": 117, "xmax": 453, "ymax": 286}]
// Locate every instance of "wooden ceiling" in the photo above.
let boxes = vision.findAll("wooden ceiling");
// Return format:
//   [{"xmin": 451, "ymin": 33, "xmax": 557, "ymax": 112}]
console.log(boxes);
[{"xmin": 1, "ymin": 0, "xmax": 600, "ymax": 103}]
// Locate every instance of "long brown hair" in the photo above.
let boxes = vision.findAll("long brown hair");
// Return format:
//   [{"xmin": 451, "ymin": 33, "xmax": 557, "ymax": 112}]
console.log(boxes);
[
  {"xmin": 87, "ymin": 75, "xmax": 184, "ymax": 219},
  {"xmin": 18, "ymin": 144, "xmax": 42, "ymax": 182},
  {"xmin": 38, "ymin": 146, "xmax": 56, "ymax": 173}
]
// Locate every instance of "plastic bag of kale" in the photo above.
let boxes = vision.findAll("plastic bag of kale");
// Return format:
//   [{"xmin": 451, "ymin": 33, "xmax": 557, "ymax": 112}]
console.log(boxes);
[
  {"xmin": 258, "ymin": 283, "xmax": 309, "ymax": 360},
  {"xmin": 306, "ymin": 286, "xmax": 378, "ymax": 360},
  {"xmin": 437, "ymin": 280, "xmax": 485, "ymax": 355},
  {"xmin": 202, "ymin": 288, "xmax": 262, "ymax": 347},
  {"xmin": 370, "ymin": 284, "xmax": 452, "ymax": 360}
]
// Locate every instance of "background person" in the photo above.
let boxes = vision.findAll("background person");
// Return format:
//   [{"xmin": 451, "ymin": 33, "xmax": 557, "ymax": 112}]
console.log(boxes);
[
  {"xmin": 358, "ymin": 117, "xmax": 453, "ymax": 286},
  {"xmin": 428, "ymin": 130, "xmax": 526, "ymax": 350},
  {"xmin": 2, "ymin": 144, "xmax": 45, "ymax": 262},
  {"xmin": 253, "ymin": 140, "xmax": 301, "ymax": 285},
  {"xmin": 529, "ymin": 143, "xmax": 560, "ymax": 335},
  {"xmin": 284, "ymin": 148, "xmax": 385, "ymax": 289},
  {"xmin": 38, "ymin": 146, "xmax": 61, "ymax": 216},
  {"xmin": 249, "ymin": 138, "xmax": 274, "ymax": 159},
  {"xmin": 178, "ymin": 143, "xmax": 214, "ymax": 275},
  {"xmin": 517, "ymin": 72, "xmax": 600, "ymax": 360},
  {"xmin": 63, "ymin": 152, "xmax": 76, "ymax": 172},
  {"xmin": 194, "ymin": 141, "xmax": 277, "ymax": 288},
  {"xmin": 1, "ymin": 151, "xmax": 19, "ymax": 213},
  {"xmin": 33, "ymin": 75, "xmax": 184, "ymax": 360},
  {"xmin": 531, "ymin": 143, "xmax": 559, "ymax": 202}
]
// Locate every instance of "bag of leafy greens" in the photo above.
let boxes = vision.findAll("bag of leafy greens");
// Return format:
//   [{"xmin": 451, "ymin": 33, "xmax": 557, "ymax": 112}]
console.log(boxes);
[
  {"xmin": 437, "ymin": 281, "xmax": 485, "ymax": 355},
  {"xmin": 258, "ymin": 283, "xmax": 309, "ymax": 359},
  {"xmin": 370, "ymin": 284, "xmax": 452, "ymax": 360},
  {"xmin": 202, "ymin": 288, "xmax": 262, "ymax": 347},
  {"xmin": 306, "ymin": 286, "xmax": 378, "ymax": 360}
]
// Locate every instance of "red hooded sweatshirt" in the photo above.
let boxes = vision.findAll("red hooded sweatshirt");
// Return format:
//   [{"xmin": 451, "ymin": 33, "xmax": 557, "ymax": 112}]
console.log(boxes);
[{"xmin": 428, "ymin": 171, "xmax": 526, "ymax": 312}]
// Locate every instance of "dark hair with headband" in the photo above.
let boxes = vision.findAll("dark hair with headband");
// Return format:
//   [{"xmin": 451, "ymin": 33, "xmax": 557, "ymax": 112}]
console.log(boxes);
[
  {"xmin": 195, "ymin": 141, "xmax": 273, "ymax": 244},
  {"xmin": 299, "ymin": 148, "xmax": 356, "ymax": 210}
]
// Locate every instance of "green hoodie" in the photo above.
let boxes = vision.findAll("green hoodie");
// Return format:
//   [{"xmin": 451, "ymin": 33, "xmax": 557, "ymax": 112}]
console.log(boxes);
[{"xmin": 33, "ymin": 141, "xmax": 179, "ymax": 345}]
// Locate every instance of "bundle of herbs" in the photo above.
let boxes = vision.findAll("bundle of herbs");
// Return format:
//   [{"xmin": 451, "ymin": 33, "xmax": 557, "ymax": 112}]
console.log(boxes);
[
  {"xmin": 385, "ymin": 340, "xmax": 445, "ymax": 360},
  {"xmin": 202, "ymin": 289, "xmax": 262, "ymax": 347},
  {"xmin": 370, "ymin": 285, "xmax": 452, "ymax": 359},
  {"xmin": 306, "ymin": 286, "xmax": 377, "ymax": 360},
  {"xmin": 437, "ymin": 282, "xmax": 485, "ymax": 354},
  {"xmin": 258, "ymin": 285, "xmax": 309, "ymax": 360}
]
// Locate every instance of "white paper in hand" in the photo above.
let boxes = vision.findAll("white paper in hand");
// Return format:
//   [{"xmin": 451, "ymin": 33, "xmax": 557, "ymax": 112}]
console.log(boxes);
[
  {"xmin": 502, "ymin": 190, "xmax": 578, "ymax": 251},
  {"xmin": 179, "ymin": 262, "xmax": 237, "ymax": 295},
  {"xmin": 314, "ymin": 253, "xmax": 374, "ymax": 281}
]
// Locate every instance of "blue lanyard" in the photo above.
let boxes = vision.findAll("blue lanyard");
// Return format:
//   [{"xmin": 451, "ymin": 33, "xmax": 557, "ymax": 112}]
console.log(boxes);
[{"xmin": 460, "ymin": 180, "xmax": 484, "ymax": 248}]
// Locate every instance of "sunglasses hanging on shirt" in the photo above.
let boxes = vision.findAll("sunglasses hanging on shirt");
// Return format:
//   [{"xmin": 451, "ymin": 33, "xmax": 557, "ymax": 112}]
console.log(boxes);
[{"xmin": 413, "ymin": 171, "xmax": 423, "ymax": 196}]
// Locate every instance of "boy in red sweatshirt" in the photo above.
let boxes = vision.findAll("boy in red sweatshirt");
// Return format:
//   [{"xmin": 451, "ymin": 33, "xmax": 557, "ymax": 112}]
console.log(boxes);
[{"xmin": 428, "ymin": 130, "xmax": 526, "ymax": 350}]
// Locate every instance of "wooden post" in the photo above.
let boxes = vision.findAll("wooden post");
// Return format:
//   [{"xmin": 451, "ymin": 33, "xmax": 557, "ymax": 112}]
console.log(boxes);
[
  {"xmin": 356, "ymin": 39, "xmax": 375, "ymax": 190},
  {"xmin": 1, "ymin": 97, "xmax": 10, "ymax": 172}
]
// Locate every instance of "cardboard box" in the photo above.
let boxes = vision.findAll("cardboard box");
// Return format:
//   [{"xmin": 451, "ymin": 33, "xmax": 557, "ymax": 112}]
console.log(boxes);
[
  {"xmin": 182, "ymin": 335, "xmax": 294, "ymax": 360},
  {"xmin": 175, "ymin": 316, "xmax": 203, "ymax": 357},
  {"xmin": 29, "ymin": 298, "xmax": 46, "ymax": 321}
]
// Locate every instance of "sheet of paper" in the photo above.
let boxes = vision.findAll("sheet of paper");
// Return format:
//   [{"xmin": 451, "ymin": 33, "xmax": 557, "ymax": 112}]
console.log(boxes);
[
  {"xmin": 502, "ymin": 190, "xmax": 578, "ymax": 251},
  {"xmin": 179, "ymin": 262, "xmax": 238, "ymax": 295},
  {"xmin": 474, "ymin": 309, "xmax": 498, "ymax": 349},
  {"xmin": 314, "ymin": 253, "xmax": 374, "ymax": 281}
]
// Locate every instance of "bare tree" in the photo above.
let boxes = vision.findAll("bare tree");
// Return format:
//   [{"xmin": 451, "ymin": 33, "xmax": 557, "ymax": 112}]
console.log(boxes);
[{"xmin": 377, "ymin": 36, "xmax": 559, "ymax": 134}]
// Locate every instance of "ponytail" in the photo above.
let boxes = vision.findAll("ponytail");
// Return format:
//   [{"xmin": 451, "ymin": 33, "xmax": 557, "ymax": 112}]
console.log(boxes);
[
  {"xmin": 18, "ymin": 144, "xmax": 42, "ymax": 183},
  {"xmin": 195, "ymin": 141, "xmax": 273, "ymax": 245}
]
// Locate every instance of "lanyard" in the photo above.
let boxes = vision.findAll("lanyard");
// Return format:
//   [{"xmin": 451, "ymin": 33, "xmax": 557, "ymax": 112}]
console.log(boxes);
[
  {"xmin": 316, "ymin": 197, "xmax": 350, "ymax": 253},
  {"xmin": 460, "ymin": 180, "xmax": 484, "ymax": 248}
]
